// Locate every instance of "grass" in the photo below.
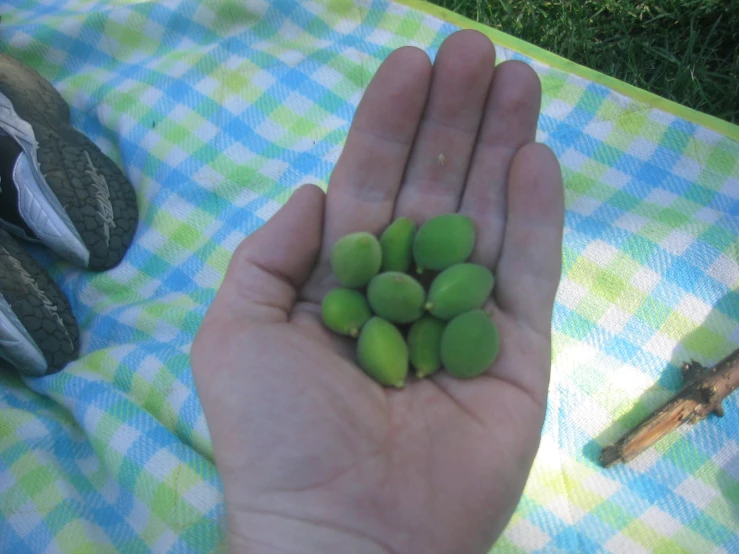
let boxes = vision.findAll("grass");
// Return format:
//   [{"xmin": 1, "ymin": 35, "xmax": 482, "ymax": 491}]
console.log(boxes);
[{"xmin": 427, "ymin": 0, "xmax": 739, "ymax": 125}]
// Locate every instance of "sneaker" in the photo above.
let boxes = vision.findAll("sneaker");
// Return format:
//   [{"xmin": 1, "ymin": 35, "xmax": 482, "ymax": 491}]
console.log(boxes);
[
  {"xmin": 0, "ymin": 227, "xmax": 79, "ymax": 376},
  {"xmin": 0, "ymin": 53, "xmax": 138, "ymax": 270}
]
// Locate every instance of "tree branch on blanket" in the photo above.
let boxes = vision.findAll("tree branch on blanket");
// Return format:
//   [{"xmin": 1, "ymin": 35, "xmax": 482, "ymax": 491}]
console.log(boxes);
[{"xmin": 600, "ymin": 347, "xmax": 739, "ymax": 467}]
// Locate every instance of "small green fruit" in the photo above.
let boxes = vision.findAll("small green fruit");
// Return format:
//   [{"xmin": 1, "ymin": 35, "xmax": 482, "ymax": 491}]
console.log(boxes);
[
  {"xmin": 441, "ymin": 309, "xmax": 500, "ymax": 379},
  {"xmin": 357, "ymin": 317, "xmax": 408, "ymax": 388},
  {"xmin": 367, "ymin": 272, "xmax": 425, "ymax": 324},
  {"xmin": 408, "ymin": 316, "xmax": 446, "ymax": 378},
  {"xmin": 413, "ymin": 214, "xmax": 475, "ymax": 272},
  {"xmin": 380, "ymin": 217, "xmax": 416, "ymax": 272},
  {"xmin": 321, "ymin": 288, "xmax": 372, "ymax": 337},
  {"xmin": 330, "ymin": 232, "xmax": 382, "ymax": 288},
  {"xmin": 426, "ymin": 263, "xmax": 494, "ymax": 320}
]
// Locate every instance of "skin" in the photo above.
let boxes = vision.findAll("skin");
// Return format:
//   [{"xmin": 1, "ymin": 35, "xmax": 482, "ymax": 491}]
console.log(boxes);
[{"xmin": 191, "ymin": 29, "xmax": 564, "ymax": 554}]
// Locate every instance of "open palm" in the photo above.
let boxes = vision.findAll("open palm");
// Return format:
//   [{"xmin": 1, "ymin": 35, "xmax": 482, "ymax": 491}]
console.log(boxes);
[{"xmin": 192, "ymin": 30, "xmax": 564, "ymax": 554}]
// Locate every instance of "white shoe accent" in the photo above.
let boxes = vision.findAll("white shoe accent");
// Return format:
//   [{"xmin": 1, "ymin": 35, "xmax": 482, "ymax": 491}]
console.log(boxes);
[
  {"xmin": 84, "ymin": 150, "xmax": 115, "ymax": 246},
  {"xmin": 2, "ymin": 244, "xmax": 74, "ymax": 351},
  {"xmin": 14, "ymin": 153, "xmax": 90, "ymax": 266},
  {"xmin": 0, "ymin": 90, "xmax": 90, "ymax": 267}
]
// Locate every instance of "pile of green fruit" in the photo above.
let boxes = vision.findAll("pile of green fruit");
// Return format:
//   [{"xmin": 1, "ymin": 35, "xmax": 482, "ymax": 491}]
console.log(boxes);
[{"xmin": 321, "ymin": 214, "xmax": 500, "ymax": 388}]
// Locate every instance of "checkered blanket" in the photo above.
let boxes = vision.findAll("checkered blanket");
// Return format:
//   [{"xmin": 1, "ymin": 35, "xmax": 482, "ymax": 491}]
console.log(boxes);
[{"xmin": 1, "ymin": 0, "xmax": 737, "ymax": 552}]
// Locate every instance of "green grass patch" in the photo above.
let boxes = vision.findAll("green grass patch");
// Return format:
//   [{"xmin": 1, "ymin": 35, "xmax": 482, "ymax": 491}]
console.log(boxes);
[{"xmin": 428, "ymin": 0, "xmax": 739, "ymax": 124}]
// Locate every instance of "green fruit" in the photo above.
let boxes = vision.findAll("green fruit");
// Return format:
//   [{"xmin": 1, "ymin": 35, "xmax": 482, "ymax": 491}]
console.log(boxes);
[
  {"xmin": 413, "ymin": 214, "xmax": 475, "ymax": 272},
  {"xmin": 357, "ymin": 317, "xmax": 408, "ymax": 388},
  {"xmin": 321, "ymin": 288, "xmax": 372, "ymax": 337},
  {"xmin": 426, "ymin": 263, "xmax": 494, "ymax": 320},
  {"xmin": 380, "ymin": 217, "xmax": 416, "ymax": 272},
  {"xmin": 330, "ymin": 232, "xmax": 382, "ymax": 288},
  {"xmin": 408, "ymin": 316, "xmax": 446, "ymax": 378},
  {"xmin": 367, "ymin": 272, "xmax": 425, "ymax": 324},
  {"xmin": 441, "ymin": 309, "xmax": 500, "ymax": 379}
]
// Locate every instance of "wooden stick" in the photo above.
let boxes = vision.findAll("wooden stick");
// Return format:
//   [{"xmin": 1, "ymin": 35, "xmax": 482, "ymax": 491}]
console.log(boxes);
[{"xmin": 600, "ymin": 347, "xmax": 739, "ymax": 468}]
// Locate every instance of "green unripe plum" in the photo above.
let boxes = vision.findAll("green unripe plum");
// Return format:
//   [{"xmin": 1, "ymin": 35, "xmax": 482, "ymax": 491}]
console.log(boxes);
[
  {"xmin": 357, "ymin": 317, "xmax": 408, "ymax": 388},
  {"xmin": 367, "ymin": 272, "xmax": 425, "ymax": 324},
  {"xmin": 426, "ymin": 263, "xmax": 494, "ymax": 320},
  {"xmin": 380, "ymin": 217, "xmax": 416, "ymax": 272},
  {"xmin": 413, "ymin": 214, "xmax": 475, "ymax": 272},
  {"xmin": 408, "ymin": 316, "xmax": 446, "ymax": 378},
  {"xmin": 330, "ymin": 232, "xmax": 382, "ymax": 288},
  {"xmin": 441, "ymin": 309, "xmax": 500, "ymax": 379},
  {"xmin": 321, "ymin": 288, "xmax": 372, "ymax": 337}
]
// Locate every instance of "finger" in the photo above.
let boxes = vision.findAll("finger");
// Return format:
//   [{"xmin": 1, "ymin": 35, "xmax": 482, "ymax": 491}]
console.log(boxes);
[
  {"xmin": 394, "ymin": 30, "xmax": 496, "ymax": 219},
  {"xmin": 322, "ymin": 46, "xmax": 432, "ymax": 250},
  {"xmin": 494, "ymin": 143, "xmax": 564, "ymax": 336},
  {"xmin": 459, "ymin": 61, "xmax": 542, "ymax": 268},
  {"xmin": 209, "ymin": 184, "xmax": 325, "ymax": 324}
]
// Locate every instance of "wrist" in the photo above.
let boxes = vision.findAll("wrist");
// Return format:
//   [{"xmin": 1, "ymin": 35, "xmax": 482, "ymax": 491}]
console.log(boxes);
[{"xmin": 227, "ymin": 511, "xmax": 393, "ymax": 554}]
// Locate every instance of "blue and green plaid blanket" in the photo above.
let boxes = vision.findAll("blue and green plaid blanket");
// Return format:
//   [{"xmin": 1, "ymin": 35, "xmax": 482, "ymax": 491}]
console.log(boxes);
[{"xmin": 1, "ymin": 0, "xmax": 737, "ymax": 552}]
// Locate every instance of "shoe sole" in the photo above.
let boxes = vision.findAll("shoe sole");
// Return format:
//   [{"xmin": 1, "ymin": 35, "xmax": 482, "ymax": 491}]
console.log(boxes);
[
  {"xmin": 0, "ymin": 54, "xmax": 138, "ymax": 270},
  {"xmin": 0, "ymin": 228, "xmax": 79, "ymax": 375}
]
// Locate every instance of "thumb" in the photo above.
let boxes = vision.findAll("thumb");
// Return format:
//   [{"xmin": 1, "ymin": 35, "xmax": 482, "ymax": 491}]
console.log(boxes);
[{"xmin": 208, "ymin": 184, "xmax": 325, "ymax": 325}]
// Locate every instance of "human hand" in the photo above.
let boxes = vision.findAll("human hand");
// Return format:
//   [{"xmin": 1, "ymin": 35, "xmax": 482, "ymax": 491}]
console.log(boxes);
[{"xmin": 191, "ymin": 29, "xmax": 564, "ymax": 554}]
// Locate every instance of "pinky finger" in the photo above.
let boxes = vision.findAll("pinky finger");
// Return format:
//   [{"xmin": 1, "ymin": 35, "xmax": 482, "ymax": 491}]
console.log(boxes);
[{"xmin": 494, "ymin": 143, "xmax": 564, "ymax": 337}]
